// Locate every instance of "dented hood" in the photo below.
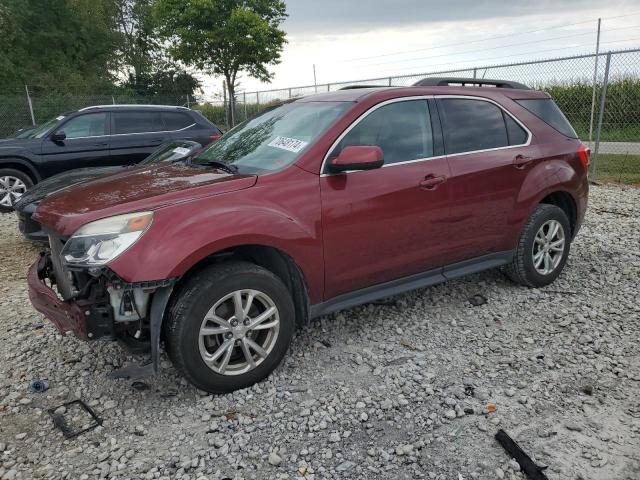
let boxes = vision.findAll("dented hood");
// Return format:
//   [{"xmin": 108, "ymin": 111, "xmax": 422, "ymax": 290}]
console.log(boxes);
[{"xmin": 34, "ymin": 162, "xmax": 257, "ymax": 236}]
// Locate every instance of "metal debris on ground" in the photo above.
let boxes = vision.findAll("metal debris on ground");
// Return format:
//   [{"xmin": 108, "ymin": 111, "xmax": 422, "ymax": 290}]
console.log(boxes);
[
  {"xmin": 495, "ymin": 429, "xmax": 549, "ymax": 480},
  {"xmin": 468, "ymin": 294, "xmax": 487, "ymax": 306},
  {"xmin": 28, "ymin": 378, "xmax": 47, "ymax": 393},
  {"xmin": 48, "ymin": 400, "xmax": 103, "ymax": 439}
]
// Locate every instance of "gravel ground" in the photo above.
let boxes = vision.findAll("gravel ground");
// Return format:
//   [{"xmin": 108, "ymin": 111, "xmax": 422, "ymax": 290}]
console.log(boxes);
[{"xmin": 0, "ymin": 184, "xmax": 639, "ymax": 480}]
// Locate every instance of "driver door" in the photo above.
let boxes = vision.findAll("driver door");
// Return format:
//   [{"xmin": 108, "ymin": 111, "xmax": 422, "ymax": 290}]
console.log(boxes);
[
  {"xmin": 40, "ymin": 112, "xmax": 111, "ymax": 176},
  {"xmin": 320, "ymin": 98, "xmax": 453, "ymax": 299}
]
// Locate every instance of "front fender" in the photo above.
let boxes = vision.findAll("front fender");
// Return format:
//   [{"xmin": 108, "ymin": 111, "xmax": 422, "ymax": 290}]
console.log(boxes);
[
  {"xmin": 108, "ymin": 170, "xmax": 324, "ymax": 302},
  {"xmin": 0, "ymin": 155, "xmax": 41, "ymax": 181}
]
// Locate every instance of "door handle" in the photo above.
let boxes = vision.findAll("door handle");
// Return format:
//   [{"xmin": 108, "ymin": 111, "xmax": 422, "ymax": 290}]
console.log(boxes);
[
  {"xmin": 513, "ymin": 154, "xmax": 534, "ymax": 169},
  {"xmin": 419, "ymin": 175, "xmax": 447, "ymax": 190}
]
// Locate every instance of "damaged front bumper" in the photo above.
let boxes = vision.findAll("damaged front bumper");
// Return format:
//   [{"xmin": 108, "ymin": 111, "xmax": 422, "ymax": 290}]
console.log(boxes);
[
  {"xmin": 28, "ymin": 254, "xmax": 92, "ymax": 339},
  {"xmin": 28, "ymin": 252, "xmax": 175, "ymax": 361}
]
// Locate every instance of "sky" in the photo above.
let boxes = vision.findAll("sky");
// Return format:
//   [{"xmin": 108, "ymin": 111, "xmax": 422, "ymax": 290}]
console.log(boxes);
[{"xmin": 197, "ymin": 0, "xmax": 640, "ymax": 100}]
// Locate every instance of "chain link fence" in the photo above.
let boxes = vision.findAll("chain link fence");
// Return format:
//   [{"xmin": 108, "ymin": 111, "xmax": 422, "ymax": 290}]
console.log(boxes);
[
  {"xmin": 0, "ymin": 92, "xmax": 196, "ymax": 138},
  {"xmin": 236, "ymin": 47, "xmax": 640, "ymax": 184},
  {"xmin": 1, "ymin": 48, "xmax": 639, "ymax": 184}
]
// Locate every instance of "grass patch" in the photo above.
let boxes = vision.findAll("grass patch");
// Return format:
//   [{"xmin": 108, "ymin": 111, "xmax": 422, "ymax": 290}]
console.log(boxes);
[{"xmin": 592, "ymin": 153, "xmax": 640, "ymax": 185}]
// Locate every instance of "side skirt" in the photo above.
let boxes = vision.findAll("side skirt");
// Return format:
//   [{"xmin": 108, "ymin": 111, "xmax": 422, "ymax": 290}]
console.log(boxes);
[{"xmin": 310, "ymin": 250, "xmax": 514, "ymax": 319}]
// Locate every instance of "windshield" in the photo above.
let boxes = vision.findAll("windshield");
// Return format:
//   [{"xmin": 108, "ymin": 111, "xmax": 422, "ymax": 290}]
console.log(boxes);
[
  {"xmin": 193, "ymin": 101, "xmax": 351, "ymax": 173},
  {"xmin": 141, "ymin": 140, "xmax": 202, "ymax": 165},
  {"xmin": 24, "ymin": 115, "xmax": 65, "ymax": 139}
]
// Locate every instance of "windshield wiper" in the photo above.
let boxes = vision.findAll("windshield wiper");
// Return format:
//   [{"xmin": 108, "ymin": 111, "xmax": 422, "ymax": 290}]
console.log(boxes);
[{"xmin": 196, "ymin": 160, "xmax": 239, "ymax": 174}]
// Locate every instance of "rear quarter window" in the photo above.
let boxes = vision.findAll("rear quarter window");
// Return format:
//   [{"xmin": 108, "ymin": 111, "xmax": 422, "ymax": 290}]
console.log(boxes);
[
  {"xmin": 516, "ymin": 99, "xmax": 578, "ymax": 138},
  {"xmin": 162, "ymin": 112, "xmax": 195, "ymax": 131}
]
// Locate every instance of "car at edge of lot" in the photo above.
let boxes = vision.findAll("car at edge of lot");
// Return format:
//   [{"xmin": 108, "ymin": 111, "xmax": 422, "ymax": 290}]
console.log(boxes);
[
  {"xmin": 13, "ymin": 139, "xmax": 204, "ymax": 242},
  {"xmin": 26, "ymin": 79, "xmax": 589, "ymax": 393},
  {"xmin": 0, "ymin": 105, "xmax": 222, "ymax": 212}
]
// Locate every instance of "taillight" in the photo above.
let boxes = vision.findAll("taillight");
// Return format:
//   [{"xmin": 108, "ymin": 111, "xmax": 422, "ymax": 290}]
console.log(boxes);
[
  {"xmin": 578, "ymin": 143, "xmax": 590, "ymax": 170},
  {"xmin": 209, "ymin": 133, "xmax": 223, "ymax": 141}
]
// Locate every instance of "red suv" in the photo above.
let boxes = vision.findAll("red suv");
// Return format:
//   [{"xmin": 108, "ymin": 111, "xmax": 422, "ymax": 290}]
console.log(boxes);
[{"xmin": 27, "ymin": 78, "xmax": 589, "ymax": 393}]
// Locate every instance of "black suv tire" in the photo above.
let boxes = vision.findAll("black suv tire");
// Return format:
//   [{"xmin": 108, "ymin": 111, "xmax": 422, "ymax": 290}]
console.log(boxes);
[
  {"xmin": 0, "ymin": 168, "xmax": 33, "ymax": 213},
  {"xmin": 164, "ymin": 261, "xmax": 295, "ymax": 393},
  {"xmin": 504, "ymin": 204, "xmax": 571, "ymax": 287}
]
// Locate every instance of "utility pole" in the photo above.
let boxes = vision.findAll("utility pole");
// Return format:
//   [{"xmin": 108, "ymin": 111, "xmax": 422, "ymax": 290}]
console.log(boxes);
[
  {"xmin": 588, "ymin": 18, "xmax": 602, "ymax": 148},
  {"xmin": 313, "ymin": 64, "xmax": 318, "ymax": 93},
  {"xmin": 25, "ymin": 85, "xmax": 35, "ymax": 126},
  {"xmin": 222, "ymin": 81, "xmax": 228, "ymax": 128}
]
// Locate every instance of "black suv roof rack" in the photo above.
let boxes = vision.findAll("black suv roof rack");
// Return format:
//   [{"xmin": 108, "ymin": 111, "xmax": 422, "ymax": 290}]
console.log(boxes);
[{"xmin": 412, "ymin": 77, "xmax": 530, "ymax": 90}]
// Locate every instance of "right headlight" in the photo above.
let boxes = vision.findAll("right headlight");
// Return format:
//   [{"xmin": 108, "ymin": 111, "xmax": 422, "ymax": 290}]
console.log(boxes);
[{"xmin": 61, "ymin": 212, "xmax": 153, "ymax": 266}]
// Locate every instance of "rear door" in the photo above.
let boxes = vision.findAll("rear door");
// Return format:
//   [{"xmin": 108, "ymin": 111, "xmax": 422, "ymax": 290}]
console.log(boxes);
[
  {"xmin": 109, "ymin": 110, "xmax": 166, "ymax": 165},
  {"xmin": 435, "ymin": 96, "xmax": 536, "ymax": 261},
  {"xmin": 40, "ymin": 112, "xmax": 111, "ymax": 175},
  {"xmin": 320, "ymin": 98, "xmax": 454, "ymax": 299}
]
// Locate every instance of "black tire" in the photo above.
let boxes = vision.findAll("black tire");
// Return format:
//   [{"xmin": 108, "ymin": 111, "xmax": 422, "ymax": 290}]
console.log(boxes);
[
  {"xmin": 504, "ymin": 204, "xmax": 571, "ymax": 287},
  {"xmin": 164, "ymin": 261, "xmax": 295, "ymax": 393},
  {"xmin": 0, "ymin": 168, "xmax": 33, "ymax": 213}
]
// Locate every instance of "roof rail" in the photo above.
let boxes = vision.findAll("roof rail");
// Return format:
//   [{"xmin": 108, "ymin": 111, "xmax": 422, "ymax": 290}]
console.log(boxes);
[
  {"xmin": 338, "ymin": 85, "xmax": 392, "ymax": 90},
  {"xmin": 78, "ymin": 104, "xmax": 189, "ymax": 111},
  {"xmin": 412, "ymin": 77, "xmax": 530, "ymax": 90}
]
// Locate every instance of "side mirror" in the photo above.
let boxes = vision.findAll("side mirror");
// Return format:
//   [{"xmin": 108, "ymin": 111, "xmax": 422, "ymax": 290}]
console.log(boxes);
[
  {"xmin": 51, "ymin": 130, "xmax": 66, "ymax": 142},
  {"xmin": 328, "ymin": 145, "xmax": 384, "ymax": 173}
]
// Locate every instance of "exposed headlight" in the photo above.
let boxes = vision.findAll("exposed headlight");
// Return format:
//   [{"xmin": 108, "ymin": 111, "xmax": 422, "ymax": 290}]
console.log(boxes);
[{"xmin": 61, "ymin": 212, "xmax": 153, "ymax": 266}]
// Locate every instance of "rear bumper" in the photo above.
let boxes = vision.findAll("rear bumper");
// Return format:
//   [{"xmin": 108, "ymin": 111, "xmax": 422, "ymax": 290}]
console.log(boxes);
[{"xmin": 27, "ymin": 254, "xmax": 89, "ymax": 340}]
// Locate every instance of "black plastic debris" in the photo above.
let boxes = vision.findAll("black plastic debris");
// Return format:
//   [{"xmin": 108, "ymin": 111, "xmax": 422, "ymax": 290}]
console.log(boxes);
[
  {"xmin": 28, "ymin": 378, "xmax": 47, "ymax": 393},
  {"xmin": 469, "ymin": 294, "xmax": 487, "ymax": 306},
  {"xmin": 48, "ymin": 400, "xmax": 102, "ymax": 439},
  {"xmin": 495, "ymin": 429, "xmax": 549, "ymax": 480},
  {"xmin": 131, "ymin": 381, "xmax": 150, "ymax": 391}
]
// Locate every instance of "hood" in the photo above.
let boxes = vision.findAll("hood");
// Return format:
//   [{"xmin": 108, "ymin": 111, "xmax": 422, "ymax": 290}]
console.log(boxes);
[
  {"xmin": 34, "ymin": 162, "xmax": 257, "ymax": 236},
  {"xmin": 14, "ymin": 166, "xmax": 124, "ymax": 209},
  {"xmin": 0, "ymin": 137, "xmax": 40, "ymax": 152}
]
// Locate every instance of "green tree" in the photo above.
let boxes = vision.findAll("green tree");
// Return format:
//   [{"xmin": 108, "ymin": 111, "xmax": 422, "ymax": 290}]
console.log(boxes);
[
  {"xmin": 0, "ymin": 0, "xmax": 121, "ymax": 93},
  {"xmin": 154, "ymin": 0, "xmax": 287, "ymax": 126},
  {"xmin": 117, "ymin": 0, "xmax": 201, "ymax": 97}
]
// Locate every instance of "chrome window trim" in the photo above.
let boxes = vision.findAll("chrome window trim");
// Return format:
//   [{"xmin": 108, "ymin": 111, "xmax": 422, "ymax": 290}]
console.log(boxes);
[
  {"xmin": 110, "ymin": 123, "xmax": 196, "ymax": 136},
  {"xmin": 319, "ymin": 94, "xmax": 532, "ymax": 176},
  {"xmin": 59, "ymin": 123, "xmax": 196, "ymax": 140}
]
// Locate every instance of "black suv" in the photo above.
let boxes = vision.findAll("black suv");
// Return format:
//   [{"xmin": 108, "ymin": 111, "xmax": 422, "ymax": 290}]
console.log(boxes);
[{"xmin": 0, "ymin": 105, "xmax": 222, "ymax": 212}]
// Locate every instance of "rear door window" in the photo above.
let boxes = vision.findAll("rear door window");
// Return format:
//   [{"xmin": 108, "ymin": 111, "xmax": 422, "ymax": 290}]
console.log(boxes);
[
  {"xmin": 162, "ymin": 112, "xmax": 195, "ymax": 131},
  {"xmin": 334, "ymin": 100, "xmax": 434, "ymax": 165},
  {"xmin": 516, "ymin": 98, "xmax": 578, "ymax": 138},
  {"xmin": 438, "ymin": 98, "xmax": 510, "ymax": 154},
  {"xmin": 113, "ymin": 111, "xmax": 164, "ymax": 134},
  {"xmin": 61, "ymin": 113, "xmax": 108, "ymax": 139}
]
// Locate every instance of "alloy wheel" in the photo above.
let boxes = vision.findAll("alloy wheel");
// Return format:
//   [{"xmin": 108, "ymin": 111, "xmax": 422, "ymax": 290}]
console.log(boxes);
[
  {"xmin": 198, "ymin": 289, "xmax": 280, "ymax": 376},
  {"xmin": 0, "ymin": 176, "xmax": 27, "ymax": 207},
  {"xmin": 532, "ymin": 219, "xmax": 565, "ymax": 275}
]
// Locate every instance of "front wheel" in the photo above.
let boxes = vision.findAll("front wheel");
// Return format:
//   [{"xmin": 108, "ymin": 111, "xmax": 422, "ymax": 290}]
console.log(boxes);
[
  {"xmin": 0, "ymin": 169, "xmax": 33, "ymax": 213},
  {"xmin": 164, "ymin": 261, "xmax": 295, "ymax": 393},
  {"xmin": 504, "ymin": 204, "xmax": 571, "ymax": 287}
]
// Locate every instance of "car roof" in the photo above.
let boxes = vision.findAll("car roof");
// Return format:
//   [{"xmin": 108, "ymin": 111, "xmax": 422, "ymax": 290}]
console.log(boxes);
[{"xmin": 295, "ymin": 85, "xmax": 549, "ymax": 103}]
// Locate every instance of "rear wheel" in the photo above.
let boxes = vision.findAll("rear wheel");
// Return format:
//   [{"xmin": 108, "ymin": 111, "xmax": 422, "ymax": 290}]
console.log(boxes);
[
  {"xmin": 0, "ymin": 169, "xmax": 33, "ymax": 213},
  {"xmin": 164, "ymin": 261, "xmax": 295, "ymax": 393},
  {"xmin": 504, "ymin": 204, "xmax": 571, "ymax": 287}
]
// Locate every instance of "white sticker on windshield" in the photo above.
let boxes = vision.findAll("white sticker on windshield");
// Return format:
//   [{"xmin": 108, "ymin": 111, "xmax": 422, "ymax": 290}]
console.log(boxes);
[
  {"xmin": 172, "ymin": 147, "xmax": 191, "ymax": 155},
  {"xmin": 268, "ymin": 136, "xmax": 308, "ymax": 153}
]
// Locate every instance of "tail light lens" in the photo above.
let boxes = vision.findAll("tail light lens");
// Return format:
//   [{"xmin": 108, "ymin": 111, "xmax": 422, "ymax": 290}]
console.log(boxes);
[
  {"xmin": 209, "ymin": 133, "xmax": 223, "ymax": 141},
  {"xmin": 578, "ymin": 143, "xmax": 590, "ymax": 170}
]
